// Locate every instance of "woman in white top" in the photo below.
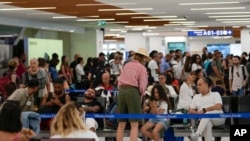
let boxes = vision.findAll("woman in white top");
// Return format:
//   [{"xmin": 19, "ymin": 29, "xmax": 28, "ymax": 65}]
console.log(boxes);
[
  {"xmin": 158, "ymin": 74, "xmax": 178, "ymax": 99},
  {"xmin": 50, "ymin": 102, "xmax": 99, "ymax": 141},
  {"xmin": 177, "ymin": 71, "xmax": 196, "ymax": 110},
  {"xmin": 141, "ymin": 85, "xmax": 172, "ymax": 141},
  {"xmin": 75, "ymin": 57, "xmax": 85, "ymax": 82},
  {"xmin": 191, "ymin": 54, "xmax": 203, "ymax": 71}
]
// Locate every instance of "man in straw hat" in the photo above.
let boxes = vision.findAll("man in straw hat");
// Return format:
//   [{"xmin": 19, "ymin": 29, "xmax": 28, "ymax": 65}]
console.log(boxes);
[{"xmin": 116, "ymin": 48, "xmax": 149, "ymax": 141}]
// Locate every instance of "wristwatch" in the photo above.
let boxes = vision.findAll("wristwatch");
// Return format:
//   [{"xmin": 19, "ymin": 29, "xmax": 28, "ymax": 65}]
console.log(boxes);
[{"xmin": 202, "ymin": 108, "xmax": 206, "ymax": 113}]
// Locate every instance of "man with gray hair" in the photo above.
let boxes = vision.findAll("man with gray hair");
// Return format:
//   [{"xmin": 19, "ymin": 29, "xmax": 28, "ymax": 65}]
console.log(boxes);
[{"xmin": 20, "ymin": 58, "xmax": 50, "ymax": 106}]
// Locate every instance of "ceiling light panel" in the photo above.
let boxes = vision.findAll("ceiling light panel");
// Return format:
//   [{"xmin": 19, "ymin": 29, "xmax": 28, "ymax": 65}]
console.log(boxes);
[
  {"xmin": 99, "ymin": 8, "xmax": 153, "ymax": 11},
  {"xmin": 209, "ymin": 15, "xmax": 250, "ymax": 18},
  {"xmin": 107, "ymin": 21, "xmax": 129, "ymax": 24},
  {"xmin": 76, "ymin": 3, "xmax": 136, "ymax": 6},
  {"xmin": 206, "ymin": 12, "xmax": 250, "ymax": 14},
  {"xmin": 53, "ymin": 16, "xmax": 77, "ymax": 19},
  {"xmin": 0, "ymin": 2, "xmax": 12, "ymax": 4},
  {"xmin": 179, "ymin": 2, "xmax": 239, "ymax": 5},
  {"xmin": 0, "ymin": 7, "xmax": 56, "ymax": 11},
  {"xmin": 85, "ymin": 15, "xmax": 100, "ymax": 18},
  {"xmin": 76, "ymin": 18, "xmax": 115, "ymax": 21},
  {"xmin": 116, "ymin": 13, "xmax": 146, "ymax": 15},
  {"xmin": 27, "ymin": 12, "xmax": 54, "ymax": 15},
  {"xmin": 216, "ymin": 18, "xmax": 250, "ymax": 21},
  {"xmin": 144, "ymin": 19, "xmax": 186, "ymax": 22},
  {"xmin": 221, "ymin": 21, "xmax": 250, "ymax": 23},
  {"xmin": 132, "ymin": 16, "xmax": 177, "ymax": 19},
  {"xmin": 191, "ymin": 7, "xmax": 245, "ymax": 10},
  {"xmin": 186, "ymin": 25, "xmax": 208, "ymax": 27},
  {"xmin": 170, "ymin": 21, "xmax": 196, "ymax": 24}
]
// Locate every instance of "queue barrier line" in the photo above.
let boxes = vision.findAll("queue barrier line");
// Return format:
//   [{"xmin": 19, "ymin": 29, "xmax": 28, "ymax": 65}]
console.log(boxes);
[
  {"xmin": 65, "ymin": 89, "xmax": 118, "ymax": 94},
  {"xmin": 40, "ymin": 113, "xmax": 250, "ymax": 119}
]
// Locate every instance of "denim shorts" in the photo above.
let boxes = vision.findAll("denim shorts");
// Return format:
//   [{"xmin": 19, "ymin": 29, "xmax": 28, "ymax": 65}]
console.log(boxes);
[{"xmin": 148, "ymin": 118, "xmax": 170, "ymax": 129}]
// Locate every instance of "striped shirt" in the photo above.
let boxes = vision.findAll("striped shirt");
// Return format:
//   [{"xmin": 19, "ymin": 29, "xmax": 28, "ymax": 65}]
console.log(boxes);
[
  {"xmin": 118, "ymin": 60, "xmax": 148, "ymax": 95},
  {"xmin": 21, "ymin": 68, "xmax": 49, "ymax": 97}
]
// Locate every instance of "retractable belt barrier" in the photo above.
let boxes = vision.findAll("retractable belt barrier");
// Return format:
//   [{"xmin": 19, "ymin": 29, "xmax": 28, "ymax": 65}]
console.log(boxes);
[
  {"xmin": 40, "ymin": 113, "xmax": 250, "ymax": 119},
  {"xmin": 65, "ymin": 89, "xmax": 118, "ymax": 94}
]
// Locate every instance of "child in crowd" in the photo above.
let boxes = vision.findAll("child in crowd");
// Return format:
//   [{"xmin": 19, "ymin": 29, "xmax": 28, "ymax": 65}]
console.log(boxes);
[
  {"xmin": 141, "ymin": 85, "xmax": 172, "ymax": 141},
  {"xmin": 212, "ymin": 80, "xmax": 226, "ymax": 96}
]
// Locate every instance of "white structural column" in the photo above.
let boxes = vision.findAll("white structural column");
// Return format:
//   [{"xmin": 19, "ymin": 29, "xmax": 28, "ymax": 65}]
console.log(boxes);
[
  {"xmin": 241, "ymin": 29, "xmax": 250, "ymax": 53},
  {"xmin": 96, "ymin": 29, "xmax": 104, "ymax": 56},
  {"xmin": 125, "ymin": 32, "xmax": 147, "ymax": 52},
  {"xmin": 149, "ymin": 36, "xmax": 164, "ymax": 53}
]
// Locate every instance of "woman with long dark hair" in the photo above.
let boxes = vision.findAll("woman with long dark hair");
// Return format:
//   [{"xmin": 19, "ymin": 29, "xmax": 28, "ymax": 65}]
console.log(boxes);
[
  {"xmin": 141, "ymin": 85, "xmax": 172, "ymax": 141},
  {"xmin": 60, "ymin": 55, "xmax": 73, "ymax": 84},
  {"xmin": 0, "ymin": 101, "xmax": 35, "ymax": 141}
]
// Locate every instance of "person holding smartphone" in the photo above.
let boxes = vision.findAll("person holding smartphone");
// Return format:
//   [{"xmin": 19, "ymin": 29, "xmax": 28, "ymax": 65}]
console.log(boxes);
[{"xmin": 39, "ymin": 78, "xmax": 71, "ymax": 113}]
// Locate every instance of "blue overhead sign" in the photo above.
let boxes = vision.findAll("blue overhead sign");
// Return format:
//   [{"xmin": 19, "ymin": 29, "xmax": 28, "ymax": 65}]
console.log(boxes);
[{"xmin": 188, "ymin": 30, "xmax": 233, "ymax": 37}]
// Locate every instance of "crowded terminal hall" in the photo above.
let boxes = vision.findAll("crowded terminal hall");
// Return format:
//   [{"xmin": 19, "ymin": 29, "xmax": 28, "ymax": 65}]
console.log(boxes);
[{"xmin": 1, "ymin": 0, "xmax": 250, "ymax": 141}]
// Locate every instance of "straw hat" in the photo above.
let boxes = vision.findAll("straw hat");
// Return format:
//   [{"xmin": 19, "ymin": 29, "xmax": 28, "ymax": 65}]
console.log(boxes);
[
  {"xmin": 134, "ymin": 48, "xmax": 149, "ymax": 58},
  {"xmin": 145, "ymin": 85, "xmax": 154, "ymax": 96}
]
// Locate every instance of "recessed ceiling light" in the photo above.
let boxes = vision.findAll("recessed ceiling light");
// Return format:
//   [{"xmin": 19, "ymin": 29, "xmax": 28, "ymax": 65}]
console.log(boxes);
[
  {"xmin": 109, "ymin": 29, "xmax": 124, "ymax": 31},
  {"xmin": 125, "ymin": 25, "xmax": 148, "ymax": 28},
  {"xmin": 186, "ymin": 25, "xmax": 208, "ymax": 27},
  {"xmin": 99, "ymin": 8, "xmax": 153, "ymax": 11},
  {"xmin": 179, "ymin": 2, "xmax": 239, "ymax": 5},
  {"xmin": 116, "ymin": 13, "xmax": 146, "ymax": 15},
  {"xmin": 53, "ymin": 16, "xmax": 77, "ymax": 19},
  {"xmin": 191, "ymin": 7, "xmax": 245, "ymax": 10},
  {"xmin": 232, "ymin": 26, "xmax": 241, "ymax": 28},
  {"xmin": 221, "ymin": 21, "xmax": 250, "ymax": 23},
  {"xmin": 170, "ymin": 21, "xmax": 196, "ymax": 24},
  {"xmin": 76, "ymin": 18, "xmax": 115, "ymax": 21},
  {"xmin": 132, "ymin": 16, "xmax": 177, "ymax": 19},
  {"xmin": 205, "ymin": 12, "xmax": 250, "ymax": 14},
  {"xmin": 105, "ymin": 34, "xmax": 120, "ymax": 36},
  {"xmin": 209, "ymin": 15, "xmax": 250, "ymax": 18},
  {"xmin": 76, "ymin": 3, "xmax": 136, "ymax": 6},
  {"xmin": 216, "ymin": 18, "xmax": 250, "ymax": 21},
  {"xmin": 144, "ymin": 19, "xmax": 186, "ymax": 22},
  {"xmin": 0, "ymin": 2, "xmax": 12, "ymax": 4},
  {"xmin": 84, "ymin": 15, "xmax": 100, "ymax": 18},
  {"xmin": 0, "ymin": 7, "xmax": 56, "ymax": 11},
  {"xmin": 27, "ymin": 12, "xmax": 54, "ymax": 15},
  {"xmin": 107, "ymin": 21, "xmax": 129, "ymax": 24},
  {"xmin": 164, "ymin": 24, "xmax": 182, "ymax": 26}
]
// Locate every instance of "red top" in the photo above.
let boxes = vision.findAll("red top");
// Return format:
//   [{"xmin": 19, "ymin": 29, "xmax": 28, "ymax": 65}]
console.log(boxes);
[
  {"xmin": 16, "ymin": 63, "xmax": 26, "ymax": 78},
  {"xmin": 118, "ymin": 60, "xmax": 148, "ymax": 95},
  {"xmin": 100, "ymin": 84, "xmax": 114, "ymax": 91}
]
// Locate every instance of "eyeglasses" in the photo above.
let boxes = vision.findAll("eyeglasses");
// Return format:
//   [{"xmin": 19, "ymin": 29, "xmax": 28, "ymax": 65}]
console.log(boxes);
[{"xmin": 236, "ymin": 72, "xmax": 240, "ymax": 77}]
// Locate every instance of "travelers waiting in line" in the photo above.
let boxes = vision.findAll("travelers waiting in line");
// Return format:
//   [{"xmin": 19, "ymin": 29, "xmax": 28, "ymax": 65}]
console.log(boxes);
[
  {"xmin": 76, "ymin": 88, "xmax": 104, "ymax": 132},
  {"xmin": 0, "ymin": 101, "xmax": 36, "ymax": 141},
  {"xmin": 7, "ymin": 79, "xmax": 39, "ymax": 112},
  {"xmin": 50, "ymin": 102, "xmax": 99, "ymax": 141},
  {"xmin": 116, "ymin": 48, "xmax": 149, "ymax": 141},
  {"xmin": 189, "ymin": 77, "xmax": 225, "ymax": 141},
  {"xmin": 141, "ymin": 85, "xmax": 172, "ymax": 141}
]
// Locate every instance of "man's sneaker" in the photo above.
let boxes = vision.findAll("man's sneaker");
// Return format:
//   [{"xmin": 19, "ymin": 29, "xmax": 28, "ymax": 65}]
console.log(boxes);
[{"xmin": 189, "ymin": 132, "xmax": 199, "ymax": 141}]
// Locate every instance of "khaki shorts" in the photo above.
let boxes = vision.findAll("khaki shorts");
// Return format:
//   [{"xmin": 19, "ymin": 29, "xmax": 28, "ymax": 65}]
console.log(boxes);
[{"xmin": 117, "ymin": 86, "xmax": 142, "ymax": 122}]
